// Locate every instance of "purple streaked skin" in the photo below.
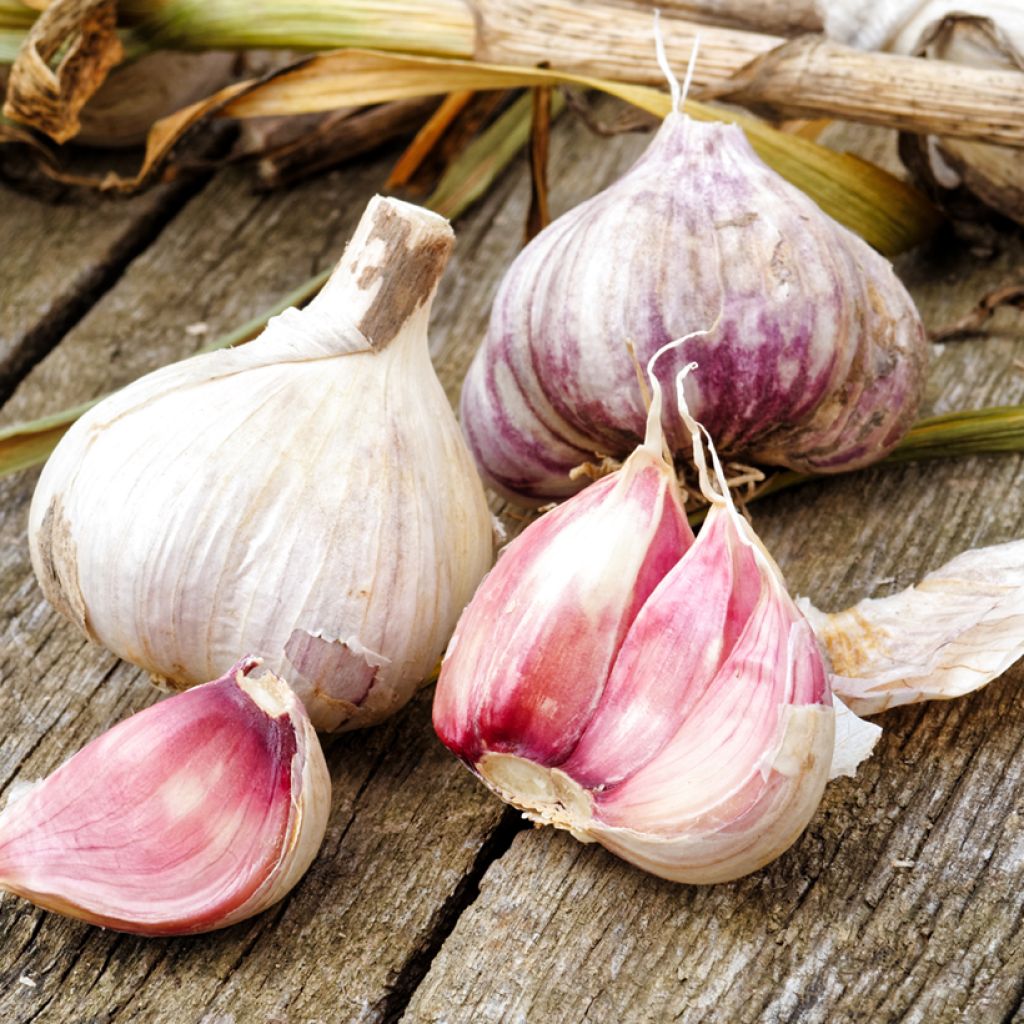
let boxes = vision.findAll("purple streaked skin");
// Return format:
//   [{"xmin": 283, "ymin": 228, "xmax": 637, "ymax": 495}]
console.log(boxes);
[{"xmin": 461, "ymin": 113, "xmax": 928, "ymax": 503}]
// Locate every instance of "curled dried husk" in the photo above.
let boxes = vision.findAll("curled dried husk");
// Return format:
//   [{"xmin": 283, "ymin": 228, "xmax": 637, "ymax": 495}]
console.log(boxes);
[
  {"xmin": 0, "ymin": 658, "xmax": 330, "ymax": 936},
  {"xmin": 29, "ymin": 195, "xmax": 494, "ymax": 732},
  {"xmin": 821, "ymin": 0, "xmax": 1022, "ymax": 52},
  {"xmin": 436, "ymin": 386, "xmax": 837, "ymax": 884},
  {"xmin": 899, "ymin": 15, "xmax": 1024, "ymax": 229},
  {"xmin": 803, "ymin": 538, "xmax": 1024, "ymax": 716},
  {"xmin": 823, "ymin": 3, "xmax": 1024, "ymax": 226}
]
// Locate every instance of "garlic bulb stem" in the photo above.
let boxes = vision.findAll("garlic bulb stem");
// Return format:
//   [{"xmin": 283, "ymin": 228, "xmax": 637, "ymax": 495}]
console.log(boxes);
[
  {"xmin": 653, "ymin": 11, "xmax": 684, "ymax": 113},
  {"xmin": 674, "ymin": 361, "xmax": 736, "ymax": 512},
  {"xmin": 308, "ymin": 197, "xmax": 453, "ymax": 349}
]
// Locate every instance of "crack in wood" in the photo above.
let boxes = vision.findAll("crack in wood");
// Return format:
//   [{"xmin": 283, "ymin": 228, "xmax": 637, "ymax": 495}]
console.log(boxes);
[
  {"xmin": 0, "ymin": 172, "xmax": 215, "ymax": 412},
  {"xmin": 380, "ymin": 807, "xmax": 528, "ymax": 1024}
]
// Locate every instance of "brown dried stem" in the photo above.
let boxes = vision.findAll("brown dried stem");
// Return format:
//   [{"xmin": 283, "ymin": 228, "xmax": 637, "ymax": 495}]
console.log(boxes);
[
  {"xmin": 472, "ymin": 0, "xmax": 1024, "ymax": 147},
  {"xmin": 614, "ymin": 0, "xmax": 823, "ymax": 36},
  {"xmin": 526, "ymin": 85, "xmax": 552, "ymax": 243},
  {"xmin": 929, "ymin": 281, "xmax": 1024, "ymax": 343}
]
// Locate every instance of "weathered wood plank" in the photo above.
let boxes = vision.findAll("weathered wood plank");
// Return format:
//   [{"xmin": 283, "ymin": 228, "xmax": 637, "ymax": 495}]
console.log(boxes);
[
  {"xmin": 0, "ymin": 155, "xmax": 202, "ymax": 408},
  {"xmin": 402, "ymin": 129, "xmax": 1024, "ymax": 1023},
  {"xmin": 0, "ymin": 106, "xmax": 640, "ymax": 1022}
]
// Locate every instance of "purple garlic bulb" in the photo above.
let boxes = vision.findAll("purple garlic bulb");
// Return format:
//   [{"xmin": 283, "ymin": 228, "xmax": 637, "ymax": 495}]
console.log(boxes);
[{"xmin": 461, "ymin": 113, "xmax": 929, "ymax": 503}]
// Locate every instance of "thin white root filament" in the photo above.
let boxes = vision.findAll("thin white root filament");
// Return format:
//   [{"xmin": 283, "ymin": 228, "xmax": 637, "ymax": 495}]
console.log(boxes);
[{"xmin": 653, "ymin": 11, "xmax": 701, "ymax": 115}]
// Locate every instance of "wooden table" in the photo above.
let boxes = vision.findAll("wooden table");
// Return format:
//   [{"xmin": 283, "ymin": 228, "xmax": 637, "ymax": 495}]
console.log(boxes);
[{"xmin": 1, "ymin": 109, "xmax": 1023, "ymax": 1023}]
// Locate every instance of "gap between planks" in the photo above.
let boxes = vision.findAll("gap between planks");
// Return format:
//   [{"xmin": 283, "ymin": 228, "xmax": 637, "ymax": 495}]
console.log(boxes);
[{"xmin": 0, "ymin": 170, "xmax": 215, "ymax": 410}]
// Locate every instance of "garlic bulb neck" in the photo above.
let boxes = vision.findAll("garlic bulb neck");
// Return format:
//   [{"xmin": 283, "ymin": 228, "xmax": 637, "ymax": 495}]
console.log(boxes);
[{"xmin": 309, "ymin": 196, "xmax": 454, "ymax": 351}]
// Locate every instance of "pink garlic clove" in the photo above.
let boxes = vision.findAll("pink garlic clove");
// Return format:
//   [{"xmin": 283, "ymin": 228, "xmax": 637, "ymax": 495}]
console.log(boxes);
[
  {"xmin": 436, "ymin": 366, "xmax": 836, "ymax": 884},
  {"xmin": 562, "ymin": 508, "xmax": 763, "ymax": 788},
  {"xmin": 0, "ymin": 658, "xmax": 330, "ymax": 936},
  {"xmin": 433, "ymin": 445, "xmax": 693, "ymax": 767},
  {"xmin": 590, "ymin": 510, "xmax": 832, "ymax": 880}
]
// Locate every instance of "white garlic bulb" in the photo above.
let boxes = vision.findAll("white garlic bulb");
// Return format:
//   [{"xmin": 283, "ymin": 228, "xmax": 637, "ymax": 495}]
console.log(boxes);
[{"xmin": 29, "ymin": 196, "xmax": 495, "ymax": 732}]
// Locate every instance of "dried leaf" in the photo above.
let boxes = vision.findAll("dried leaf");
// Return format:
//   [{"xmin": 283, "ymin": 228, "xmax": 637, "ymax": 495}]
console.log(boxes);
[
  {"xmin": 426, "ymin": 90, "xmax": 557, "ymax": 220},
  {"xmin": 253, "ymin": 97, "xmax": 438, "ymax": 190},
  {"xmin": 802, "ymin": 540, "xmax": 1024, "ymax": 717},
  {"xmin": 3, "ymin": 0, "xmax": 123, "ymax": 143},
  {"xmin": 5, "ymin": 42, "xmax": 939, "ymax": 253},
  {"xmin": 95, "ymin": 49, "xmax": 936, "ymax": 254},
  {"xmin": 884, "ymin": 406, "xmax": 1024, "ymax": 463},
  {"xmin": 0, "ymin": 111, "xmax": 51, "ymax": 155},
  {"xmin": 685, "ymin": 405, "xmax": 1024, "ymax": 525},
  {"xmin": 386, "ymin": 88, "xmax": 474, "ymax": 188},
  {"xmin": 0, "ymin": 401, "xmax": 95, "ymax": 477},
  {"xmin": 526, "ymin": 85, "xmax": 552, "ymax": 243}
]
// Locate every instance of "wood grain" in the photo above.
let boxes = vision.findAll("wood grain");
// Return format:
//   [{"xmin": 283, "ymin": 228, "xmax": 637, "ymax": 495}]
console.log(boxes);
[{"xmin": 0, "ymin": 155, "xmax": 198, "ymax": 410}]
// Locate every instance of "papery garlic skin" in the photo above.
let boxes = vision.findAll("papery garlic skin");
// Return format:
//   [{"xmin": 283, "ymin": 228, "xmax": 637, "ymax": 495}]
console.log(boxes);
[
  {"xmin": 461, "ymin": 113, "xmax": 928, "ymax": 503},
  {"xmin": 0, "ymin": 658, "xmax": 330, "ymax": 936},
  {"xmin": 802, "ymin": 538, "xmax": 1024, "ymax": 716},
  {"xmin": 29, "ymin": 196, "xmax": 494, "ymax": 732},
  {"xmin": 435, "ymin": 404, "xmax": 835, "ymax": 884}
]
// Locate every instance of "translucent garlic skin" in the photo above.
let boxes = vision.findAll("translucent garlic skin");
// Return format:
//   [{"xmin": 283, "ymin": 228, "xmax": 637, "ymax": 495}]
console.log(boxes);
[
  {"xmin": 434, "ymin": 448, "xmax": 835, "ymax": 884},
  {"xmin": 0, "ymin": 659, "xmax": 330, "ymax": 936},
  {"xmin": 461, "ymin": 114, "xmax": 928, "ymax": 503},
  {"xmin": 28, "ymin": 197, "xmax": 495, "ymax": 732}
]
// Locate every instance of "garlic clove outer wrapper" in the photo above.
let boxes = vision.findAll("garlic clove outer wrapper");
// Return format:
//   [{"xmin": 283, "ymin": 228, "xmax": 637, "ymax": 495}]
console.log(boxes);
[
  {"xmin": 29, "ymin": 195, "xmax": 495, "ymax": 732},
  {"xmin": 0, "ymin": 658, "xmax": 330, "ymax": 936},
  {"xmin": 802, "ymin": 537, "xmax": 1024, "ymax": 716},
  {"xmin": 435, "ymin": 390, "xmax": 835, "ymax": 884},
  {"xmin": 461, "ymin": 112, "xmax": 928, "ymax": 504}
]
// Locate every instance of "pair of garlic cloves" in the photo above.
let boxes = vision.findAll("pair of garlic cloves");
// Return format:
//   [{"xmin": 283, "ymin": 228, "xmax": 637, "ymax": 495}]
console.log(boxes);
[
  {"xmin": 0, "ymin": 659, "xmax": 330, "ymax": 936},
  {"xmin": 436, "ymin": 370, "xmax": 836, "ymax": 884}
]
